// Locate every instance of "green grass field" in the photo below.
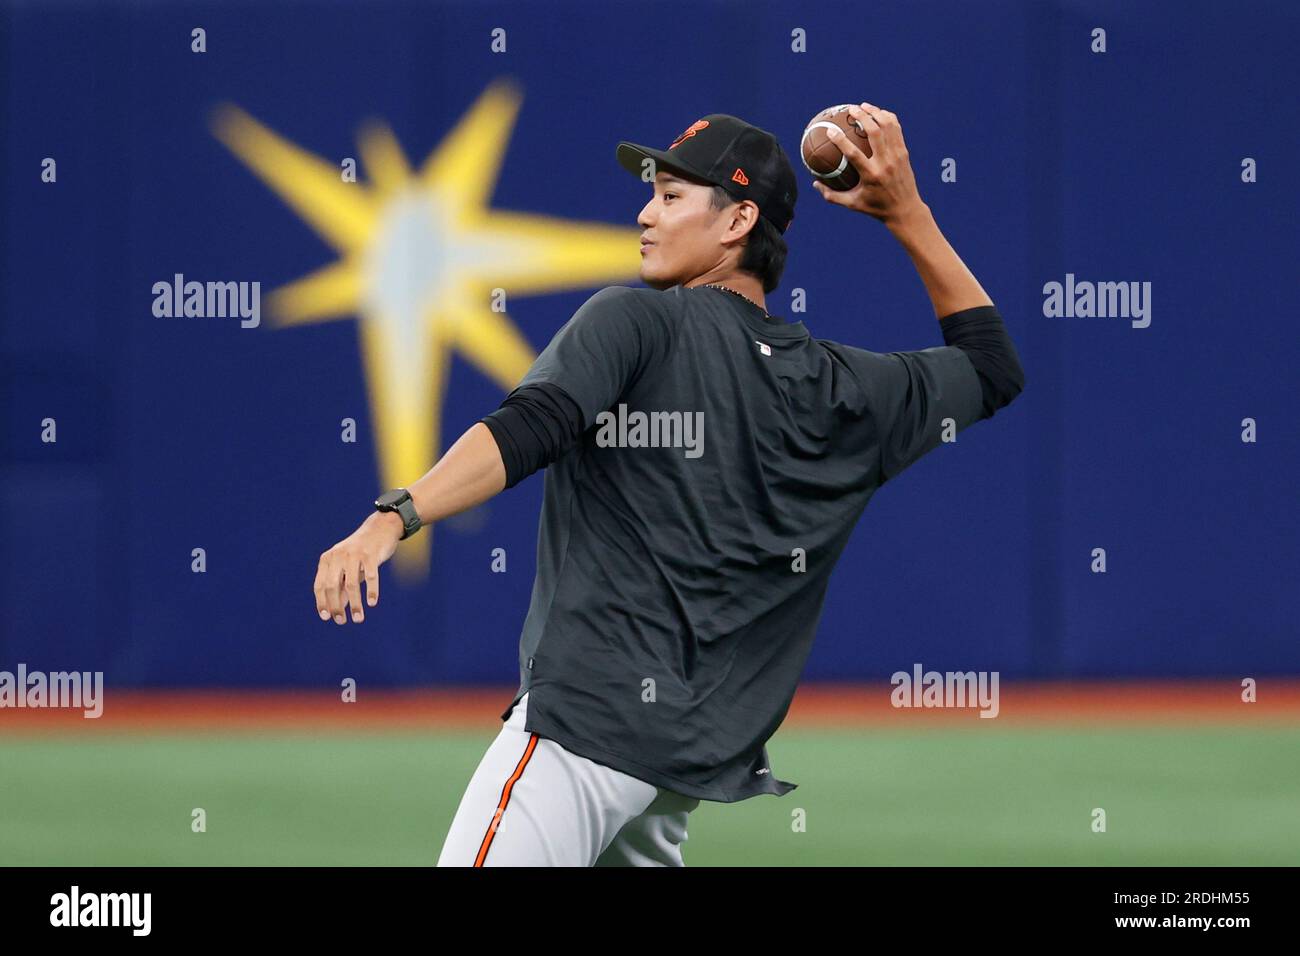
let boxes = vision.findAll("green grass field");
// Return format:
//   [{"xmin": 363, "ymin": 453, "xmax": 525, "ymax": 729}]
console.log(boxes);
[{"xmin": 3, "ymin": 724, "xmax": 1297, "ymax": 865}]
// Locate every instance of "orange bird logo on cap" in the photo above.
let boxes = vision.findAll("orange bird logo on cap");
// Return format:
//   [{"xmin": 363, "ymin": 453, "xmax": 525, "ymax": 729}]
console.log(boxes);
[{"xmin": 669, "ymin": 119, "xmax": 709, "ymax": 149}]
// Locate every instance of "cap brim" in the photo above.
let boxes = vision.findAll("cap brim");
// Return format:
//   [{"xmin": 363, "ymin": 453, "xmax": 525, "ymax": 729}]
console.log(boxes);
[{"xmin": 615, "ymin": 141, "xmax": 712, "ymax": 185}]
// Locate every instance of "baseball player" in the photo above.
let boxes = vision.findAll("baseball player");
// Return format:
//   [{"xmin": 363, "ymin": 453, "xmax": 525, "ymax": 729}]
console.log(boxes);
[{"xmin": 313, "ymin": 104, "xmax": 1025, "ymax": 866}]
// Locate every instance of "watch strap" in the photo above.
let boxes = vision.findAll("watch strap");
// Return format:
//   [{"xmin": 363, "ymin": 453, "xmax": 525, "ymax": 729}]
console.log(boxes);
[{"xmin": 375, "ymin": 489, "xmax": 422, "ymax": 540}]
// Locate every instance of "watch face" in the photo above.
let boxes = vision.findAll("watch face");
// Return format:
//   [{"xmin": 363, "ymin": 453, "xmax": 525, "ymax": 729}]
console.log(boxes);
[{"xmin": 376, "ymin": 489, "xmax": 407, "ymax": 509}]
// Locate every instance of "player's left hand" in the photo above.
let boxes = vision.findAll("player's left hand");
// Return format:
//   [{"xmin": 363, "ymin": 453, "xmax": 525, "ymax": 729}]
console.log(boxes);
[
  {"xmin": 812, "ymin": 103, "xmax": 926, "ymax": 229},
  {"xmin": 313, "ymin": 511, "xmax": 403, "ymax": 624}
]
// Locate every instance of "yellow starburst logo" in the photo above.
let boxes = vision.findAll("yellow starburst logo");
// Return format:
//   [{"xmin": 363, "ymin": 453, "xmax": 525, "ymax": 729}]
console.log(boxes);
[{"xmin": 210, "ymin": 79, "xmax": 642, "ymax": 579}]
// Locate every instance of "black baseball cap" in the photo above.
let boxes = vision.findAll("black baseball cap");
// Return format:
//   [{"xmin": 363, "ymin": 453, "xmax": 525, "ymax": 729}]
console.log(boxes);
[{"xmin": 616, "ymin": 114, "xmax": 798, "ymax": 233}]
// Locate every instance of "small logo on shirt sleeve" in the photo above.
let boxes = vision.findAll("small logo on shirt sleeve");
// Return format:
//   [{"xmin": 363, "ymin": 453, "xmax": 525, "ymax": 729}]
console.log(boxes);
[{"xmin": 755, "ymin": 340, "xmax": 772, "ymax": 356}]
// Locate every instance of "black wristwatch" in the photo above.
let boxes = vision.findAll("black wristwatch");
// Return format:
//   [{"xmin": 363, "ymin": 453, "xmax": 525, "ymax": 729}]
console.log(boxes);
[{"xmin": 374, "ymin": 488, "xmax": 422, "ymax": 540}]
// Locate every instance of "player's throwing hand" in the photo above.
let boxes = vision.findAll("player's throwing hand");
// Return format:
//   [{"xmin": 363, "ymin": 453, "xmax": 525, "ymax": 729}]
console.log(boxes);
[
  {"xmin": 313, "ymin": 511, "xmax": 403, "ymax": 624},
  {"xmin": 812, "ymin": 103, "xmax": 924, "ymax": 228}
]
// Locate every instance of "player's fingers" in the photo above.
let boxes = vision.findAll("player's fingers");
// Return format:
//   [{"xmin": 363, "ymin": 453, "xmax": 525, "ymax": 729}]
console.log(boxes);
[
  {"xmin": 345, "ymin": 556, "xmax": 365, "ymax": 623},
  {"xmin": 333, "ymin": 564, "xmax": 351, "ymax": 624},
  {"xmin": 825, "ymin": 124, "xmax": 865, "ymax": 167},
  {"xmin": 845, "ymin": 106, "xmax": 890, "ymax": 167},
  {"xmin": 313, "ymin": 555, "xmax": 331, "ymax": 621},
  {"xmin": 854, "ymin": 102, "xmax": 884, "ymax": 128},
  {"xmin": 363, "ymin": 553, "xmax": 379, "ymax": 607},
  {"xmin": 827, "ymin": 124, "xmax": 880, "ymax": 185},
  {"xmin": 859, "ymin": 104, "xmax": 907, "ymax": 156},
  {"xmin": 860, "ymin": 103, "xmax": 901, "ymax": 130},
  {"xmin": 811, "ymin": 178, "xmax": 849, "ymax": 206},
  {"xmin": 322, "ymin": 556, "xmax": 346, "ymax": 624}
]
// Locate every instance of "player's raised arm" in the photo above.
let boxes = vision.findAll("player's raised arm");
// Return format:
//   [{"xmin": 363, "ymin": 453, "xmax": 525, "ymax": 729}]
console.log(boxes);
[
  {"xmin": 811, "ymin": 103, "xmax": 992, "ymax": 320},
  {"xmin": 813, "ymin": 103, "xmax": 1025, "ymax": 480}
]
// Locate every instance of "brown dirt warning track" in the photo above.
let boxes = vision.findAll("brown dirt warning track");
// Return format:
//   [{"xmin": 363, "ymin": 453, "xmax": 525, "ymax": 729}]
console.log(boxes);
[{"xmin": 1, "ymin": 680, "xmax": 1296, "ymax": 735}]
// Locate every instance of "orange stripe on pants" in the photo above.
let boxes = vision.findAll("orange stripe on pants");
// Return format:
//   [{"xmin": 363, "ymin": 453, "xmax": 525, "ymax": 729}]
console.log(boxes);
[{"xmin": 474, "ymin": 732, "xmax": 540, "ymax": 866}]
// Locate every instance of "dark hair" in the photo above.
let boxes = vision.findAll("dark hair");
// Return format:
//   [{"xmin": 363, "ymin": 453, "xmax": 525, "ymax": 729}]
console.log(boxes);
[{"xmin": 708, "ymin": 185, "xmax": 788, "ymax": 294}]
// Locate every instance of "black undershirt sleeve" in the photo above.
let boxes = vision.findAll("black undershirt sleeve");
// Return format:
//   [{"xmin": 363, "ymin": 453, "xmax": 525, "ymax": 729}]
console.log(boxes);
[
  {"xmin": 938, "ymin": 304, "xmax": 1026, "ymax": 417},
  {"xmin": 479, "ymin": 382, "xmax": 586, "ymax": 489}
]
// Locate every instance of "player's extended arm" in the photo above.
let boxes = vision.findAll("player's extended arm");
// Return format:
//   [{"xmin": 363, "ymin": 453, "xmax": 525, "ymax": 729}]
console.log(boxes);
[
  {"xmin": 394, "ymin": 378, "xmax": 584, "ymax": 523},
  {"xmin": 314, "ymin": 380, "xmax": 586, "ymax": 624},
  {"xmin": 313, "ymin": 422, "xmax": 506, "ymax": 625},
  {"xmin": 403, "ymin": 422, "xmax": 508, "ymax": 527}
]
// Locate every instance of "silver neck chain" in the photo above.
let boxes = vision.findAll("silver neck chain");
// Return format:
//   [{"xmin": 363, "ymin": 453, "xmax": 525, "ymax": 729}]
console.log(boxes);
[{"xmin": 699, "ymin": 283, "xmax": 770, "ymax": 319}]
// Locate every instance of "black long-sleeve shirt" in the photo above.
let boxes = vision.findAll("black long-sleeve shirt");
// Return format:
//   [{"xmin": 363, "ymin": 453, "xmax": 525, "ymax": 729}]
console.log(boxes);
[{"xmin": 478, "ymin": 283, "xmax": 1024, "ymax": 802}]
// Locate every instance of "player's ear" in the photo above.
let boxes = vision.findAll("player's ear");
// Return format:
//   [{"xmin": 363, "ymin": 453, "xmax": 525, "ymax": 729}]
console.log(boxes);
[{"xmin": 735, "ymin": 201, "xmax": 760, "ymax": 238}]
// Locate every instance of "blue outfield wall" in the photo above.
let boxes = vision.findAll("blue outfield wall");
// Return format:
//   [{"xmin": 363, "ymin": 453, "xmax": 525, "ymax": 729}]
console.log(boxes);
[{"xmin": 1, "ymin": 1, "xmax": 1296, "ymax": 687}]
